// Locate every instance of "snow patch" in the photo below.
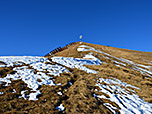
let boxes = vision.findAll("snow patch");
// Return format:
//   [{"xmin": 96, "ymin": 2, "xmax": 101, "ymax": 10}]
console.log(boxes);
[
  {"xmin": 68, "ymin": 82, "xmax": 72, "ymax": 85},
  {"xmin": 57, "ymin": 91, "xmax": 63, "ymax": 96},
  {"xmin": 0, "ymin": 56, "xmax": 46, "ymax": 67},
  {"xmin": 56, "ymin": 104, "xmax": 65, "ymax": 111},
  {"xmin": 95, "ymin": 78, "xmax": 152, "ymax": 114},
  {"xmin": 137, "ymin": 64, "xmax": 151, "ymax": 69},
  {"xmin": 78, "ymin": 45, "xmax": 152, "ymax": 77},
  {"xmin": 12, "ymin": 89, "xmax": 16, "ymax": 93},
  {"xmin": 0, "ymin": 92, "xmax": 3, "ymax": 95},
  {"xmin": 52, "ymin": 56, "xmax": 101, "ymax": 74},
  {"xmin": 0, "ymin": 56, "xmax": 69, "ymax": 100},
  {"xmin": 83, "ymin": 53, "xmax": 102, "ymax": 64},
  {"xmin": 29, "ymin": 90, "xmax": 41, "ymax": 100}
]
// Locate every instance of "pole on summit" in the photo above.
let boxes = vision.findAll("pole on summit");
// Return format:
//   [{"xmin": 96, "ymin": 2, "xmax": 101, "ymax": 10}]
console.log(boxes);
[{"xmin": 79, "ymin": 35, "xmax": 82, "ymax": 42}]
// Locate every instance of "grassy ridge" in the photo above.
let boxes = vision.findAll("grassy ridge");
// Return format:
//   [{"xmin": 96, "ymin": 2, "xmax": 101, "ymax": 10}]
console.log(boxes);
[{"xmin": 0, "ymin": 42, "xmax": 152, "ymax": 113}]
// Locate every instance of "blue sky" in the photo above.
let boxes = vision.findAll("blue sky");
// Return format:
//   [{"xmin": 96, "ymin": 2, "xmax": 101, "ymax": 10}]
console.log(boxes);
[{"xmin": 0, "ymin": 0, "xmax": 152, "ymax": 56}]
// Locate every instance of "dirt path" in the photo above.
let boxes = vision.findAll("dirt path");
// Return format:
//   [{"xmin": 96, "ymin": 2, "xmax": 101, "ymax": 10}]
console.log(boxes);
[{"xmin": 61, "ymin": 68, "xmax": 112, "ymax": 114}]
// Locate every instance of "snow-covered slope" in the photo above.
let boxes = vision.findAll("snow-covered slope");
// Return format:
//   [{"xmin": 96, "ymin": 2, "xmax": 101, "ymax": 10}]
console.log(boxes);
[
  {"xmin": 95, "ymin": 78, "xmax": 152, "ymax": 114},
  {"xmin": 0, "ymin": 42, "xmax": 152, "ymax": 114},
  {"xmin": 0, "ymin": 56, "xmax": 100, "ymax": 100}
]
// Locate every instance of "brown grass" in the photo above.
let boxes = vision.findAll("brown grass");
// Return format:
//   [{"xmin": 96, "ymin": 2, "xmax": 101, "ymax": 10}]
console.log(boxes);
[
  {"xmin": 0, "ymin": 67, "xmax": 15, "ymax": 78},
  {"xmin": 0, "ymin": 41, "xmax": 152, "ymax": 113},
  {"xmin": 63, "ymin": 69, "xmax": 113, "ymax": 114},
  {"xmin": 82, "ymin": 42, "xmax": 152, "ymax": 66},
  {"xmin": 0, "ymin": 66, "xmax": 113, "ymax": 113},
  {"xmin": 47, "ymin": 41, "xmax": 152, "ymax": 103},
  {"xmin": 86, "ymin": 59, "xmax": 152, "ymax": 103}
]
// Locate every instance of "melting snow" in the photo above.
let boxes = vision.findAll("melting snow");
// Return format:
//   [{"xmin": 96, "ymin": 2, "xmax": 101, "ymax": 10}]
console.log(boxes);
[
  {"xmin": 77, "ymin": 45, "xmax": 152, "ymax": 77},
  {"xmin": 12, "ymin": 89, "xmax": 16, "ymax": 93},
  {"xmin": 83, "ymin": 53, "xmax": 102, "ymax": 64},
  {"xmin": 0, "ymin": 56, "xmax": 45, "ymax": 67},
  {"xmin": 1, "ymin": 66, "xmax": 55, "ymax": 90},
  {"xmin": 56, "ymin": 104, "xmax": 65, "ymax": 111},
  {"xmin": 95, "ymin": 78, "xmax": 152, "ymax": 114},
  {"xmin": 28, "ymin": 90, "xmax": 41, "ymax": 100},
  {"xmin": 78, "ymin": 45, "xmax": 152, "ymax": 113},
  {"xmin": 19, "ymin": 90, "xmax": 28, "ymax": 99},
  {"xmin": 57, "ymin": 91, "xmax": 63, "ymax": 96},
  {"xmin": 137, "ymin": 64, "xmax": 151, "ymax": 69},
  {"xmin": 0, "ymin": 92, "xmax": 3, "ymax": 95},
  {"xmin": 68, "ymin": 82, "xmax": 72, "ymax": 85},
  {"xmin": 52, "ymin": 56, "xmax": 102, "ymax": 74},
  {"xmin": 0, "ymin": 56, "xmax": 69, "ymax": 100}
]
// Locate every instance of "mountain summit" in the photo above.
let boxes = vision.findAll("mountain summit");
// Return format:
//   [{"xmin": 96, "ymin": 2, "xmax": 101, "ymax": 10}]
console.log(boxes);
[{"xmin": 0, "ymin": 42, "xmax": 152, "ymax": 114}]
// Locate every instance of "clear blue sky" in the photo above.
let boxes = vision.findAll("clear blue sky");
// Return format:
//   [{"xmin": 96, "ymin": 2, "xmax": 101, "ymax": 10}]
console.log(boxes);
[{"xmin": 0, "ymin": 0, "xmax": 152, "ymax": 56}]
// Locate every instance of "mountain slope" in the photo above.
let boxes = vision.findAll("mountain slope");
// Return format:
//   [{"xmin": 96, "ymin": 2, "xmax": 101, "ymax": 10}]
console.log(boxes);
[{"xmin": 0, "ymin": 42, "xmax": 152, "ymax": 114}]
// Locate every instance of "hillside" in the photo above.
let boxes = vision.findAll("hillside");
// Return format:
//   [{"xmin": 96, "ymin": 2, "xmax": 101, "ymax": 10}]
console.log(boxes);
[{"xmin": 0, "ymin": 42, "xmax": 152, "ymax": 114}]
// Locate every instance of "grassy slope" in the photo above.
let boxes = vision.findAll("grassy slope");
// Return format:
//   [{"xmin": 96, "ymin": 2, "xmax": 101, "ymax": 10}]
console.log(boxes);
[
  {"xmin": 0, "ymin": 42, "xmax": 152, "ymax": 113},
  {"xmin": 54, "ymin": 42, "xmax": 152, "ymax": 103}
]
